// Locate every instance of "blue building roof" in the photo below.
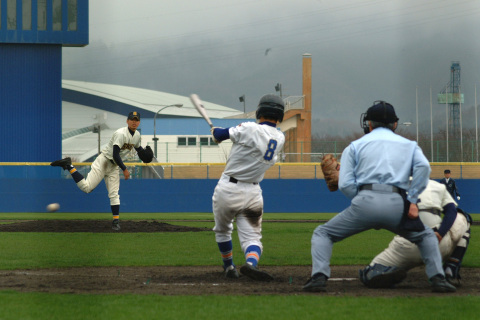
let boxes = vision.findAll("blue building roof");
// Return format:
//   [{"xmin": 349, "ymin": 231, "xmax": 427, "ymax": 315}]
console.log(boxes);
[{"xmin": 140, "ymin": 118, "xmax": 256, "ymax": 135}]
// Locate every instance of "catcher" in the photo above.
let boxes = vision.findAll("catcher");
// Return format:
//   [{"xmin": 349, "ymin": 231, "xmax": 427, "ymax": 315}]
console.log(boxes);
[
  {"xmin": 359, "ymin": 179, "xmax": 471, "ymax": 288},
  {"xmin": 50, "ymin": 111, "xmax": 154, "ymax": 230}
]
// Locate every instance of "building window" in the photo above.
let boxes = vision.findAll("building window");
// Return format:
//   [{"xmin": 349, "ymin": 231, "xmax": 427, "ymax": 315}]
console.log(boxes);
[
  {"xmin": 178, "ymin": 137, "xmax": 186, "ymax": 146},
  {"xmin": 52, "ymin": 0, "xmax": 62, "ymax": 31},
  {"xmin": 200, "ymin": 137, "xmax": 209, "ymax": 146},
  {"xmin": 187, "ymin": 137, "xmax": 197, "ymax": 146},
  {"xmin": 67, "ymin": 0, "xmax": 77, "ymax": 31},
  {"xmin": 22, "ymin": 0, "xmax": 32, "ymax": 30},
  {"xmin": 37, "ymin": 0, "xmax": 47, "ymax": 30},
  {"xmin": 200, "ymin": 137, "xmax": 219, "ymax": 146},
  {"xmin": 7, "ymin": 0, "xmax": 16, "ymax": 30}
]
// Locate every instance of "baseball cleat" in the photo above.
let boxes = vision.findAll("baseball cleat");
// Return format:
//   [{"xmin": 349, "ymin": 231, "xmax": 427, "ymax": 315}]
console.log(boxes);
[
  {"xmin": 302, "ymin": 273, "xmax": 327, "ymax": 292},
  {"xmin": 359, "ymin": 267, "xmax": 407, "ymax": 288},
  {"xmin": 50, "ymin": 157, "xmax": 72, "ymax": 170},
  {"xmin": 240, "ymin": 264, "xmax": 274, "ymax": 281},
  {"xmin": 445, "ymin": 274, "xmax": 461, "ymax": 287},
  {"xmin": 112, "ymin": 219, "xmax": 121, "ymax": 231},
  {"xmin": 225, "ymin": 265, "xmax": 240, "ymax": 279},
  {"xmin": 430, "ymin": 274, "xmax": 457, "ymax": 293}
]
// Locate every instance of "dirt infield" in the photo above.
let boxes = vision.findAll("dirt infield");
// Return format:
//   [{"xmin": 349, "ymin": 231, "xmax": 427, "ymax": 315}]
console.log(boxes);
[{"xmin": 0, "ymin": 220, "xmax": 478, "ymax": 297}]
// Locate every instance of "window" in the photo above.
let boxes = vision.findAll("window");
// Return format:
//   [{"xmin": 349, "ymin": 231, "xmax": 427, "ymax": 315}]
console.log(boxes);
[
  {"xmin": 67, "ymin": 0, "xmax": 77, "ymax": 31},
  {"xmin": 37, "ymin": 0, "xmax": 47, "ymax": 30},
  {"xmin": 200, "ymin": 137, "xmax": 209, "ymax": 146},
  {"xmin": 178, "ymin": 137, "xmax": 186, "ymax": 146},
  {"xmin": 22, "ymin": 0, "xmax": 32, "ymax": 30},
  {"xmin": 7, "ymin": 0, "xmax": 16, "ymax": 30},
  {"xmin": 187, "ymin": 137, "xmax": 197, "ymax": 146},
  {"xmin": 52, "ymin": 0, "xmax": 62, "ymax": 31}
]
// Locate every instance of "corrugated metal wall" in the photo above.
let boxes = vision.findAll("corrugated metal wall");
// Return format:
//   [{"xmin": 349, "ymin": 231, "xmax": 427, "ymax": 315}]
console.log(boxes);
[{"xmin": 0, "ymin": 44, "xmax": 62, "ymax": 162}]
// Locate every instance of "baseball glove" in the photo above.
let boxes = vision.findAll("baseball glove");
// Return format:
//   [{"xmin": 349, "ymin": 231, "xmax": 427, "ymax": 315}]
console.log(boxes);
[
  {"xmin": 321, "ymin": 154, "xmax": 340, "ymax": 192},
  {"xmin": 138, "ymin": 146, "xmax": 154, "ymax": 163}
]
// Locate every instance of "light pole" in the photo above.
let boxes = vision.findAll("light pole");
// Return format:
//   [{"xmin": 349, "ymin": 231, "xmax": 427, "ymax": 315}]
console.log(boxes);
[
  {"xmin": 275, "ymin": 83, "xmax": 282, "ymax": 98},
  {"xmin": 153, "ymin": 104, "xmax": 183, "ymax": 157},
  {"xmin": 239, "ymin": 95, "xmax": 245, "ymax": 113}
]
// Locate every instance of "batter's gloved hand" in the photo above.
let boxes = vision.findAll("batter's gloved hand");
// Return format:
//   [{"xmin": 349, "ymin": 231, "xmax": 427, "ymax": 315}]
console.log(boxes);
[
  {"xmin": 210, "ymin": 127, "xmax": 223, "ymax": 144},
  {"xmin": 321, "ymin": 154, "xmax": 340, "ymax": 192},
  {"xmin": 457, "ymin": 196, "xmax": 461, "ymax": 201}
]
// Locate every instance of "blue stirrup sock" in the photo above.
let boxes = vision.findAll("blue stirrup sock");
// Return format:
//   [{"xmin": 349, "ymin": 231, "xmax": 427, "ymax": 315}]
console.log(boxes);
[
  {"xmin": 217, "ymin": 240, "xmax": 234, "ymax": 269},
  {"xmin": 245, "ymin": 245, "xmax": 262, "ymax": 267},
  {"xmin": 111, "ymin": 205, "xmax": 120, "ymax": 222}
]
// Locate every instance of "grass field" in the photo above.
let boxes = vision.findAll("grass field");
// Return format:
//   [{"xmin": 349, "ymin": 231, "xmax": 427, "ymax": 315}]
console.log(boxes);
[{"xmin": 0, "ymin": 212, "xmax": 478, "ymax": 319}]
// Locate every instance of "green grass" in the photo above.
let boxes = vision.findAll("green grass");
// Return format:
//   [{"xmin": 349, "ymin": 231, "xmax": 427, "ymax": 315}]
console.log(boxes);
[
  {"xmin": 0, "ymin": 212, "xmax": 478, "ymax": 319},
  {"xmin": 0, "ymin": 292, "xmax": 479, "ymax": 320}
]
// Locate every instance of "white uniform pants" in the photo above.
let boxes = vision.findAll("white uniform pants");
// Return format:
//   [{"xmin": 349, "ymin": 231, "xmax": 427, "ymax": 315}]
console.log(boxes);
[
  {"xmin": 212, "ymin": 174, "xmax": 263, "ymax": 253},
  {"xmin": 371, "ymin": 213, "xmax": 469, "ymax": 269},
  {"xmin": 76, "ymin": 154, "xmax": 121, "ymax": 206}
]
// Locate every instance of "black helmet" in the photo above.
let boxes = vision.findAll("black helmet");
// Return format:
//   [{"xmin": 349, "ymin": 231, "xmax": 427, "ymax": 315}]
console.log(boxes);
[{"xmin": 255, "ymin": 94, "xmax": 285, "ymax": 122}]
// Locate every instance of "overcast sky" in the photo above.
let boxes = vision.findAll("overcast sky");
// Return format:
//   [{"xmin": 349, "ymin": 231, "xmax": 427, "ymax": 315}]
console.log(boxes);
[{"xmin": 62, "ymin": 0, "xmax": 480, "ymax": 137}]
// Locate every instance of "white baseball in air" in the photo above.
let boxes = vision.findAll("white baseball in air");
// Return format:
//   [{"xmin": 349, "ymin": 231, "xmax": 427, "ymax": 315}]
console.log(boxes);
[{"xmin": 46, "ymin": 203, "xmax": 60, "ymax": 212}]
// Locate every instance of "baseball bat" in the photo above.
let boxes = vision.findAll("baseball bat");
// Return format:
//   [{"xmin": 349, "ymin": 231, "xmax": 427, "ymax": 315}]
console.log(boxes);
[{"xmin": 190, "ymin": 94, "xmax": 214, "ymax": 128}]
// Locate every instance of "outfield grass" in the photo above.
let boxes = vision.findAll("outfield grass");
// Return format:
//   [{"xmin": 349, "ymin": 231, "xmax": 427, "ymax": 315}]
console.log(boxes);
[{"xmin": 0, "ymin": 212, "xmax": 478, "ymax": 319}]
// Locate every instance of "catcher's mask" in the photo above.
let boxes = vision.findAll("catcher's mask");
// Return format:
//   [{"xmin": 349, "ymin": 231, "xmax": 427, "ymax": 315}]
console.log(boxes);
[
  {"xmin": 360, "ymin": 100, "xmax": 399, "ymax": 134},
  {"xmin": 256, "ymin": 94, "xmax": 285, "ymax": 123}
]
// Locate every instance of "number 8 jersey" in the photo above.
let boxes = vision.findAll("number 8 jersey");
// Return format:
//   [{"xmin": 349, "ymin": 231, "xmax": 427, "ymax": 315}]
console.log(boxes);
[{"xmin": 223, "ymin": 122, "xmax": 285, "ymax": 183}]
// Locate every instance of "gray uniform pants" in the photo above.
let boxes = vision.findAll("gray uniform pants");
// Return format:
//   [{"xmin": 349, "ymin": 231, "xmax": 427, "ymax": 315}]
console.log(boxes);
[{"xmin": 311, "ymin": 186, "xmax": 444, "ymax": 279}]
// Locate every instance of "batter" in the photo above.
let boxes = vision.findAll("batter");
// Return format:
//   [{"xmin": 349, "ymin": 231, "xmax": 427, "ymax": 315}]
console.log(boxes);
[{"xmin": 211, "ymin": 94, "xmax": 285, "ymax": 281}]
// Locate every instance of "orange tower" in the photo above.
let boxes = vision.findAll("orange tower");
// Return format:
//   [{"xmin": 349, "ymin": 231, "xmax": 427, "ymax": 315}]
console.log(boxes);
[{"xmin": 282, "ymin": 54, "xmax": 312, "ymax": 162}]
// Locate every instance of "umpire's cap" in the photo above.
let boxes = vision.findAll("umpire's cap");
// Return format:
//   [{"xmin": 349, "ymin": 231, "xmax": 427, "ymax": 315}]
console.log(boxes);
[
  {"xmin": 364, "ymin": 101, "xmax": 399, "ymax": 124},
  {"xmin": 128, "ymin": 111, "xmax": 140, "ymax": 120}
]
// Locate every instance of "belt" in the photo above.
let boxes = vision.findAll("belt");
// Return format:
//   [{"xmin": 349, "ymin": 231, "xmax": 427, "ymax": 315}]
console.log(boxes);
[
  {"xmin": 360, "ymin": 184, "xmax": 401, "ymax": 194},
  {"xmin": 420, "ymin": 208, "xmax": 442, "ymax": 216},
  {"xmin": 229, "ymin": 176, "xmax": 258, "ymax": 185}
]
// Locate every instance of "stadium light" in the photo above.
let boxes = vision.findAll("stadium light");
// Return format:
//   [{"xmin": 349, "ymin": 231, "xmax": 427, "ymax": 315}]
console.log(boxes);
[{"xmin": 153, "ymin": 104, "xmax": 183, "ymax": 158}]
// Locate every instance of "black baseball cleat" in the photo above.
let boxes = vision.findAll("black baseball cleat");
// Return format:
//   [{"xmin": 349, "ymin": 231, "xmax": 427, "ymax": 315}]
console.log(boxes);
[
  {"xmin": 430, "ymin": 274, "xmax": 456, "ymax": 293},
  {"xmin": 50, "ymin": 157, "xmax": 72, "ymax": 170},
  {"xmin": 224, "ymin": 265, "xmax": 240, "ymax": 279},
  {"xmin": 303, "ymin": 272, "xmax": 327, "ymax": 292},
  {"xmin": 240, "ymin": 264, "xmax": 274, "ymax": 281},
  {"xmin": 359, "ymin": 267, "xmax": 407, "ymax": 288},
  {"xmin": 112, "ymin": 219, "xmax": 121, "ymax": 231}
]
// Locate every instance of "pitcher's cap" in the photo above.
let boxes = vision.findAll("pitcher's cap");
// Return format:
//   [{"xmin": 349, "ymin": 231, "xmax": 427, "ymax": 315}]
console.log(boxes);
[{"xmin": 128, "ymin": 111, "xmax": 140, "ymax": 120}]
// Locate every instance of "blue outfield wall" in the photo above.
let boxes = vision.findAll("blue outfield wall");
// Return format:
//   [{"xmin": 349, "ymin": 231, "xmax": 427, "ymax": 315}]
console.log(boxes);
[{"xmin": 0, "ymin": 178, "xmax": 477, "ymax": 214}]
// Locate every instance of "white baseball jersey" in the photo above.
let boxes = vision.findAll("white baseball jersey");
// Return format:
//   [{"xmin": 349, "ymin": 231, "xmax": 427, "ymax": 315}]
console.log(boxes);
[
  {"xmin": 76, "ymin": 126, "xmax": 141, "ymax": 206},
  {"xmin": 223, "ymin": 122, "xmax": 285, "ymax": 183},
  {"xmin": 101, "ymin": 127, "xmax": 141, "ymax": 161},
  {"xmin": 371, "ymin": 180, "xmax": 469, "ymax": 269},
  {"xmin": 213, "ymin": 121, "xmax": 285, "ymax": 253}
]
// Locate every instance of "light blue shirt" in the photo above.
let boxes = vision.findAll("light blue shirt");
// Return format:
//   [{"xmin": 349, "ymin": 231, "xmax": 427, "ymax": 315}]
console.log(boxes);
[{"xmin": 338, "ymin": 127, "xmax": 430, "ymax": 203}]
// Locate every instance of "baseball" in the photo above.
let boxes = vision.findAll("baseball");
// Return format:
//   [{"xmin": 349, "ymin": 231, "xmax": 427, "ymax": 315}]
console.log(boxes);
[{"xmin": 46, "ymin": 203, "xmax": 60, "ymax": 212}]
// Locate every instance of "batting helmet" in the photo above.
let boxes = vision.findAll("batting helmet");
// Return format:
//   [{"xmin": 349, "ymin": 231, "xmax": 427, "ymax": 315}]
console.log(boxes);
[{"xmin": 255, "ymin": 94, "xmax": 285, "ymax": 123}]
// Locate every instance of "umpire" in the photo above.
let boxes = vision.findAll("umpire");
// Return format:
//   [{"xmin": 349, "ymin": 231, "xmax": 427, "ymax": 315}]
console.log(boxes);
[
  {"xmin": 303, "ymin": 100, "xmax": 456, "ymax": 293},
  {"xmin": 440, "ymin": 169, "xmax": 461, "ymax": 201}
]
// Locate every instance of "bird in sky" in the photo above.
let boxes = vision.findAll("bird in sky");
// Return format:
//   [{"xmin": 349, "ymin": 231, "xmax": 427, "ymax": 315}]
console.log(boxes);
[{"xmin": 265, "ymin": 48, "xmax": 272, "ymax": 56}]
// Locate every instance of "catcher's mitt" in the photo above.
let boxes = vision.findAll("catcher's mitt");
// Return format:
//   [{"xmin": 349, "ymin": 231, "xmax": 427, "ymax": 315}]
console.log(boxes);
[
  {"xmin": 321, "ymin": 154, "xmax": 340, "ymax": 192},
  {"xmin": 139, "ymin": 146, "xmax": 154, "ymax": 163}
]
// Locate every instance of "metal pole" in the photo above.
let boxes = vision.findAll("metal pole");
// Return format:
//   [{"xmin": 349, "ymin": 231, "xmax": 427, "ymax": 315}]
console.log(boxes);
[
  {"xmin": 430, "ymin": 86, "xmax": 433, "ymax": 162},
  {"xmin": 460, "ymin": 85, "xmax": 463, "ymax": 162},
  {"xmin": 475, "ymin": 83, "xmax": 478, "ymax": 162},
  {"xmin": 152, "ymin": 104, "xmax": 183, "ymax": 158},
  {"xmin": 446, "ymin": 86, "xmax": 449, "ymax": 162},
  {"xmin": 416, "ymin": 86, "xmax": 419, "ymax": 143}
]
